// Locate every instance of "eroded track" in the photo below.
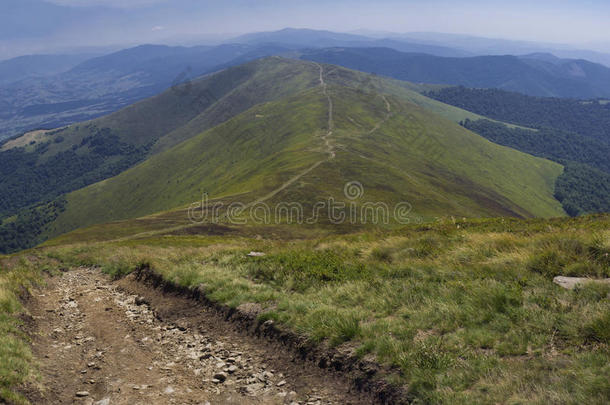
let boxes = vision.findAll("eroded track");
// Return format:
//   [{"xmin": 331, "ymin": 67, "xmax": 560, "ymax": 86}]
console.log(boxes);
[{"xmin": 25, "ymin": 268, "xmax": 369, "ymax": 405}]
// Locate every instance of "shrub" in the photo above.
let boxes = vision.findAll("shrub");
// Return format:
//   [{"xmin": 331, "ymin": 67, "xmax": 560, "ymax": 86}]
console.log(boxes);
[
  {"xmin": 582, "ymin": 312, "xmax": 610, "ymax": 344},
  {"xmin": 528, "ymin": 250, "xmax": 564, "ymax": 277},
  {"xmin": 371, "ymin": 247, "xmax": 393, "ymax": 263},
  {"xmin": 574, "ymin": 283, "xmax": 610, "ymax": 304},
  {"xmin": 243, "ymin": 249, "xmax": 368, "ymax": 291}
]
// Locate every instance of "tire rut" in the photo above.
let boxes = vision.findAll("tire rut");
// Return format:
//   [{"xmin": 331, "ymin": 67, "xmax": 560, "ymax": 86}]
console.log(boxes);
[{"xmin": 25, "ymin": 268, "xmax": 370, "ymax": 405}]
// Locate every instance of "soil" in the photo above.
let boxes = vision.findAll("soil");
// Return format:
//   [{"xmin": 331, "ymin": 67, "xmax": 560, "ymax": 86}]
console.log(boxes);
[{"xmin": 23, "ymin": 268, "xmax": 373, "ymax": 405}]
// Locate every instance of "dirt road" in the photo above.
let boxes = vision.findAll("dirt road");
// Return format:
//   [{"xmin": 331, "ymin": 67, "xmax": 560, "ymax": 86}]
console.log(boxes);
[{"xmin": 24, "ymin": 268, "xmax": 370, "ymax": 405}]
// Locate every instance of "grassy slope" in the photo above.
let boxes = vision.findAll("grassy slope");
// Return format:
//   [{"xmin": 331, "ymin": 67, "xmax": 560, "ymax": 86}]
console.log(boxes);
[
  {"xmin": 0, "ymin": 257, "xmax": 42, "ymax": 405},
  {"xmin": 151, "ymin": 56, "xmax": 321, "ymax": 153},
  {"xmin": 315, "ymin": 85, "xmax": 562, "ymax": 218},
  {"xmin": 1, "ymin": 58, "xmax": 516, "ymax": 159},
  {"xmin": 45, "ymin": 68, "xmax": 564, "ymax": 242},
  {"xmin": 15, "ymin": 58, "xmax": 320, "ymax": 160},
  {"xmin": 319, "ymin": 67, "xmax": 533, "ymax": 129},
  {"xmin": 29, "ymin": 214, "xmax": 610, "ymax": 404},
  {"xmin": 48, "ymin": 88, "xmax": 328, "ymax": 236},
  {"xmin": 0, "ymin": 57, "xmax": 530, "ymax": 226},
  {"xmin": 0, "ymin": 58, "xmax": 321, "ymax": 227}
]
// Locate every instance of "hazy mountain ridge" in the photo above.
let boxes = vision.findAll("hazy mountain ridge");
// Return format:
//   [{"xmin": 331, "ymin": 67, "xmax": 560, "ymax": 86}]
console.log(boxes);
[
  {"xmin": 0, "ymin": 53, "xmax": 97, "ymax": 85},
  {"xmin": 231, "ymin": 28, "xmax": 470, "ymax": 57},
  {"xmin": 3, "ymin": 28, "xmax": 610, "ymax": 141},
  {"xmin": 0, "ymin": 43, "xmax": 293, "ymax": 140},
  {"xmin": 300, "ymin": 47, "xmax": 610, "ymax": 98},
  {"xmin": 392, "ymin": 32, "xmax": 610, "ymax": 67}
]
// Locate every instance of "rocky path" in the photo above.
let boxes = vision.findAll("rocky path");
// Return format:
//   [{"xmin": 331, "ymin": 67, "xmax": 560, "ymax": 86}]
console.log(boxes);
[
  {"xmin": 316, "ymin": 62, "xmax": 335, "ymax": 160},
  {"xmin": 25, "ymin": 268, "xmax": 369, "ymax": 405}
]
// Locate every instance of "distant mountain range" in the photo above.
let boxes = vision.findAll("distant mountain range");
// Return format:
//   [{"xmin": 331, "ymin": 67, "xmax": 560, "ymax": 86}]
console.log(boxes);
[
  {"xmin": 0, "ymin": 53, "xmax": 98, "ymax": 85},
  {"xmin": 3, "ymin": 28, "xmax": 610, "ymax": 142},
  {"xmin": 231, "ymin": 28, "xmax": 470, "ymax": 57},
  {"xmin": 300, "ymin": 47, "xmax": 610, "ymax": 99},
  {"xmin": 234, "ymin": 29, "xmax": 610, "ymax": 67},
  {"xmin": 0, "ymin": 43, "xmax": 296, "ymax": 140},
  {"xmin": 387, "ymin": 32, "xmax": 610, "ymax": 67}
]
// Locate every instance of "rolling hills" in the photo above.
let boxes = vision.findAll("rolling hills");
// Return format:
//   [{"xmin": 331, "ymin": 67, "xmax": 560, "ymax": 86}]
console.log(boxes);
[
  {"xmin": 0, "ymin": 57, "xmax": 497, "ymax": 224},
  {"xmin": 0, "ymin": 53, "xmax": 96, "ymax": 85},
  {"xmin": 2, "ymin": 16, "xmax": 609, "ymax": 405},
  {"xmin": 0, "ymin": 28, "xmax": 471, "ymax": 142},
  {"xmin": 1, "ymin": 50, "xmax": 606, "ymax": 405},
  {"xmin": 0, "ymin": 57, "xmax": 573, "ymax": 253},
  {"xmin": 31, "ymin": 59, "xmax": 564, "ymax": 246},
  {"xmin": 5, "ymin": 30, "xmax": 610, "ymax": 142},
  {"xmin": 0, "ymin": 43, "xmax": 298, "ymax": 140},
  {"xmin": 0, "ymin": 58, "xmax": 322, "ymax": 219}
]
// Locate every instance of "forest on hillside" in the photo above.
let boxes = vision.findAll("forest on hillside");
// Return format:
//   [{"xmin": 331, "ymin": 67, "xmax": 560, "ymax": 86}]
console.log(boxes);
[
  {"xmin": 460, "ymin": 119, "xmax": 610, "ymax": 216},
  {"xmin": 430, "ymin": 86, "xmax": 610, "ymax": 143}
]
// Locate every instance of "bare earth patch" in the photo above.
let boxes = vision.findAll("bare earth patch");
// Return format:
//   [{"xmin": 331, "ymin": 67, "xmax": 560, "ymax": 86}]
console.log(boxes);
[{"xmin": 1, "ymin": 130, "xmax": 50, "ymax": 151}]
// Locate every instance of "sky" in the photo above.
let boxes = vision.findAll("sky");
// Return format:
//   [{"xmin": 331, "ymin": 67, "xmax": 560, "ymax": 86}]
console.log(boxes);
[{"xmin": 1, "ymin": 0, "xmax": 609, "ymax": 59}]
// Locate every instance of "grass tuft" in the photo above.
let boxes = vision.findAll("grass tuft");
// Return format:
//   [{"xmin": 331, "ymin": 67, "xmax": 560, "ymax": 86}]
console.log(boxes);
[{"xmin": 0, "ymin": 258, "xmax": 40, "ymax": 405}]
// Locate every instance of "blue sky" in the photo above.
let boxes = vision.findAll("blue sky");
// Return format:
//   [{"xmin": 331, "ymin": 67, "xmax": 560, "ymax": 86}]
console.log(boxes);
[
  {"xmin": 1, "ymin": 0, "xmax": 609, "ymax": 59},
  {"xmin": 44, "ymin": 0, "xmax": 610, "ymax": 41}
]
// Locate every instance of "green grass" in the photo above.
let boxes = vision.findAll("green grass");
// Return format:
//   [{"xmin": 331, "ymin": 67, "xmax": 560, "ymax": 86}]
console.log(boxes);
[
  {"xmin": 0, "ymin": 257, "xmax": 42, "ymax": 404},
  {"xmin": 27, "ymin": 214, "xmax": 610, "ymax": 404},
  {"xmin": 1, "ymin": 57, "xmax": 604, "ymax": 404},
  {"xmin": 325, "ymin": 84, "xmax": 563, "ymax": 218},
  {"xmin": 318, "ymin": 66, "xmax": 535, "ymax": 129},
  {"xmin": 36, "ymin": 58, "xmax": 321, "ymax": 159}
]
